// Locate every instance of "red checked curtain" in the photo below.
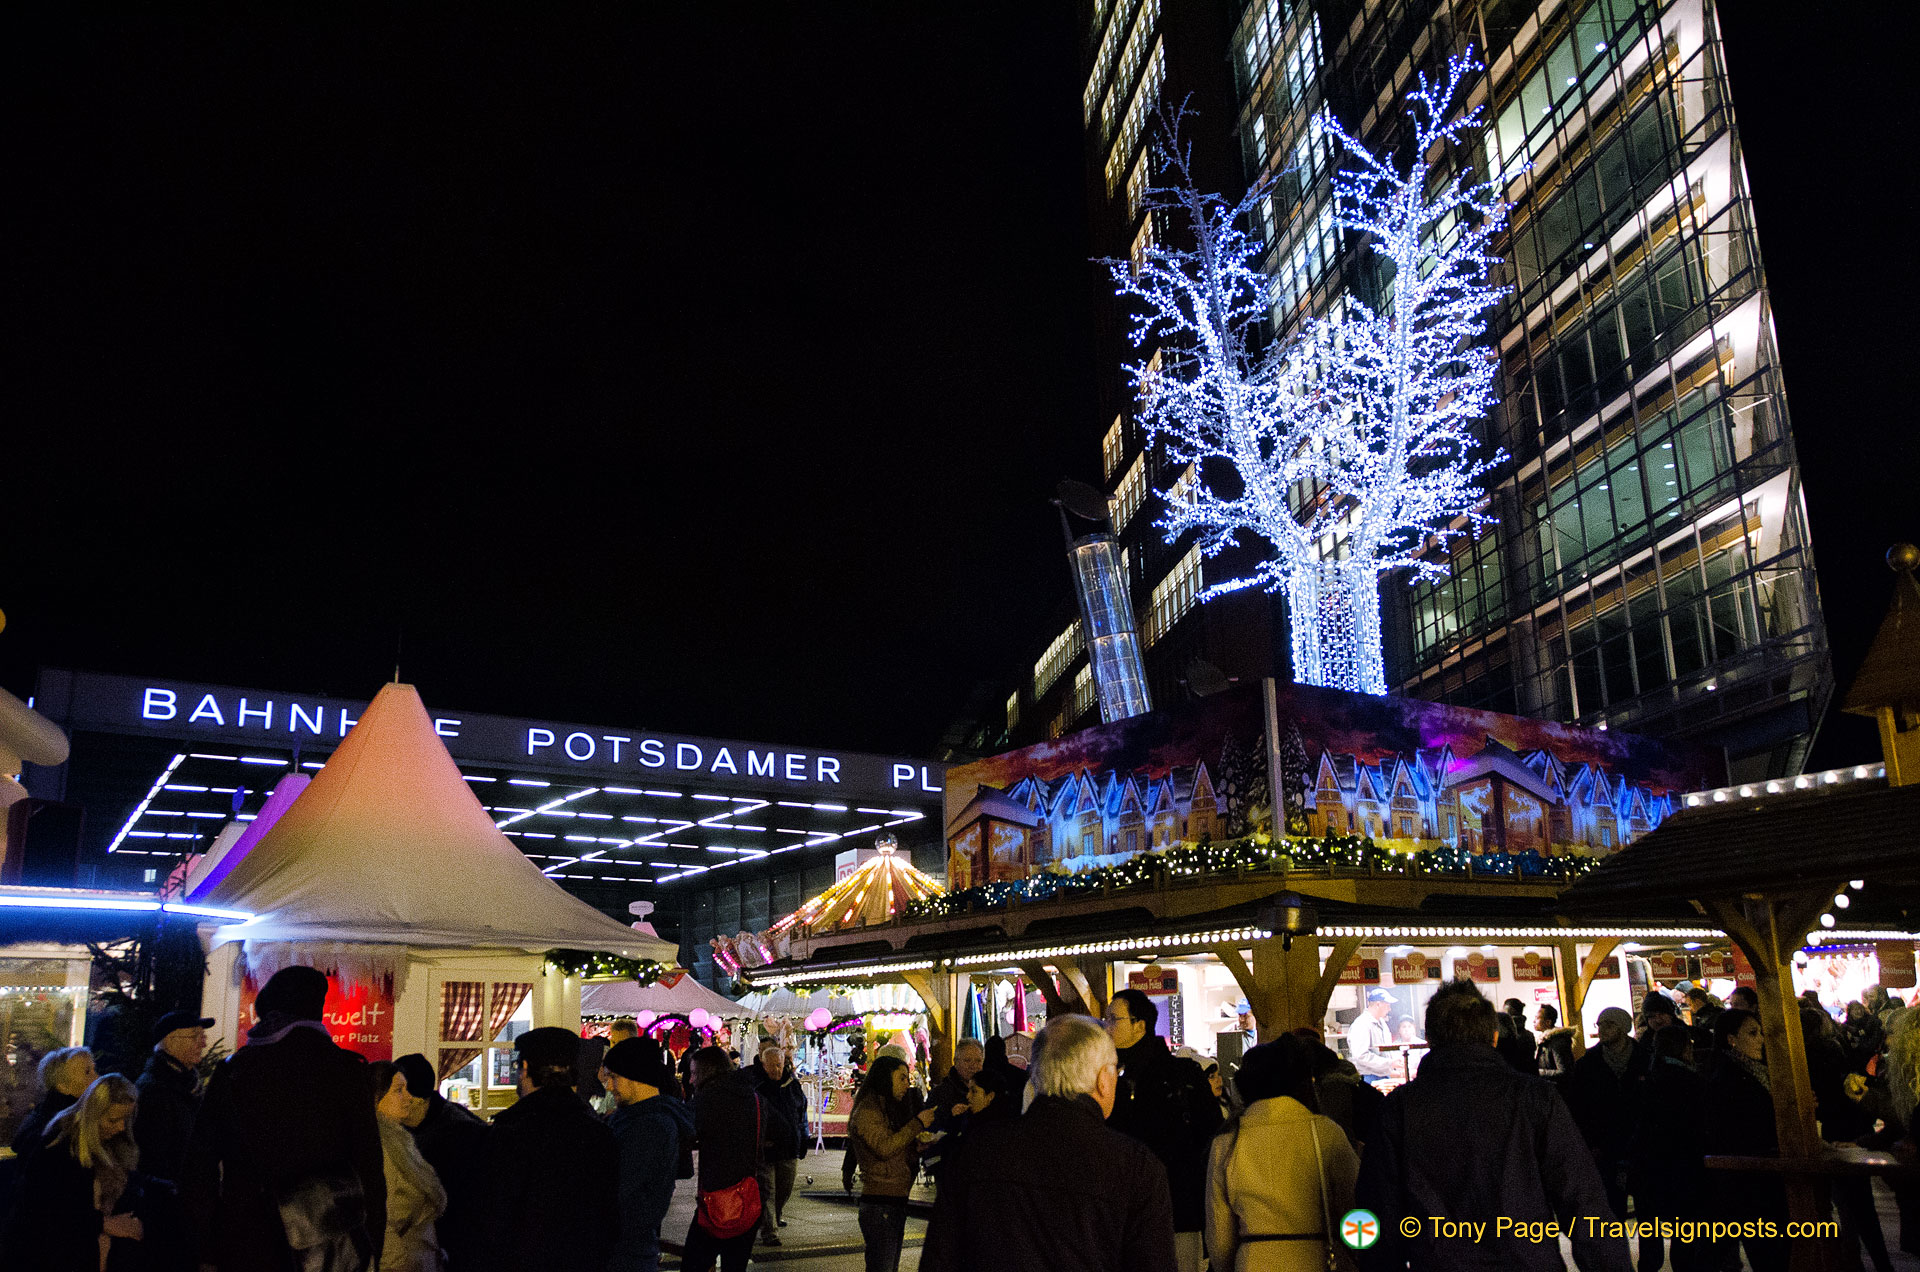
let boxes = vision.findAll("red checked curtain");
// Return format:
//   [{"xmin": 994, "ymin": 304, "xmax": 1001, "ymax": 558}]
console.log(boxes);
[
  {"xmin": 489, "ymin": 983, "xmax": 532, "ymax": 1042},
  {"xmin": 437, "ymin": 981, "xmax": 487, "ymax": 1080}
]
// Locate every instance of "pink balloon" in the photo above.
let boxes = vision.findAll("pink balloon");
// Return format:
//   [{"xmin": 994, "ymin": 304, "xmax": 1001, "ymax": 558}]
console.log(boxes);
[
  {"xmin": 689, "ymin": 1008, "xmax": 710, "ymax": 1029},
  {"xmin": 636, "ymin": 1010, "xmax": 657, "ymax": 1028}
]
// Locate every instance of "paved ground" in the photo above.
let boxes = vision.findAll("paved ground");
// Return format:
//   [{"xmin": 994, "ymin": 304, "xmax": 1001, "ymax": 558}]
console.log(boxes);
[{"xmin": 659, "ymin": 1147, "xmax": 929, "ymax": 1270}]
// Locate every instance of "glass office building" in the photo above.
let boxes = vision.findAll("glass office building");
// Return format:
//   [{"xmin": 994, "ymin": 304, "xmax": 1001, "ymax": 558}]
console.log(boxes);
[{"xmin": 1012, "ymin": 0, "xmax": 1828, "ymax": 780}]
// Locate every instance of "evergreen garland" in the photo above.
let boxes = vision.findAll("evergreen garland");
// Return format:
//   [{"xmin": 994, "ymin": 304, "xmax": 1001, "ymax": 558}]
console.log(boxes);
[
  {"xmin": 901, "ymin": 832, "xmax": 1598, "ymax": 921},
  {"xmin": 543, "ymin": 949, "xmax": 676, "ymax": 982}
]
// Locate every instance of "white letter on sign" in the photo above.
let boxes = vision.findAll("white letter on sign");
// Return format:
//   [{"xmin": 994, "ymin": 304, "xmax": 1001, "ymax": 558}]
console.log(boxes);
[
  {"xmin": 142, "ymin": 688, "xmax": 178, "ymax": 721},
  {"xmin": 527, "ymin": 728, "xmax": 556, "ymax": 755},
  {"xmin": 890, "ymin": 763, "xmax": 915, "ymax": 788}
]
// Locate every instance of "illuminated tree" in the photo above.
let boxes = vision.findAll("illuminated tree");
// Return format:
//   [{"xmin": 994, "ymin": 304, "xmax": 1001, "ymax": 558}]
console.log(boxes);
[{"xmin": 1111, "ymin": 53, "xmax": 1508, "ymax": 695}]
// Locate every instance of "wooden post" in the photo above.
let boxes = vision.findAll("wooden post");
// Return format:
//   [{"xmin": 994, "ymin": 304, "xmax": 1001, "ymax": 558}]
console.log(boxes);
[
  {"xmin": 900, "ymin": 966, "xmax": 955, "ymax": 1079},
  {"xmin": 1216, "ymin": 936, "xmax": 1327, "ymax": 1041},
  {"xmin": 1703, "ymin": 888, "xmax": 1845, "ymax": 1272},
  {"xmin": 1551, "ymin": 936, "xmax": 1618, "ymax": 1058},
  {"xmin": 1016, "ymin": 961, "xmax": 1071, "ymax": 1017}
]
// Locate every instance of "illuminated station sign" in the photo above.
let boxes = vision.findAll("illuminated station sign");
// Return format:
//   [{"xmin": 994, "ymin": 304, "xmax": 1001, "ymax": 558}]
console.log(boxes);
[{"xmin": 29, "ymin": 670, "xmax": 946, "ymax": 892}]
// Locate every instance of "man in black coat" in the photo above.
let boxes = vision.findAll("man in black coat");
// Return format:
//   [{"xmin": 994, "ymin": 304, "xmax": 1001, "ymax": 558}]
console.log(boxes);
[
  {"xmin": 924, "ymin": 1013, "xmax": 1173, "ymax": 1272},
  {"xmin": 180, "ymin": 967, "xmax": 386, "ymax": 1271},
  {"xmin": 395, "ymin": 1052, "xmax": 490, "ymax": 1270},
  {"xmin": 1355, "ymin": 980, "xmax": 1629, "ymax": 1272},
  {"xmin": 1102, "ymin": 989, "xmax": 1223, "ymax": 1271},
  {"xmin": 1566, "ymin": 1006, "xmax": 1650, "ymax": 1219},
  {"xmin": 134, "ymin": 1010, "xmax": 214, "ymax": 1186},
  {"xmin": 481, "ymin": 1026, "xmax": 619, "ymax": 1272}
]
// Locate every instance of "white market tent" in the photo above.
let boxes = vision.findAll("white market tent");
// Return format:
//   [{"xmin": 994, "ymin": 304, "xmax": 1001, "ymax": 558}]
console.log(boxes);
[
  {"xmin": 199, "ymin": 682, "xmax": 673, "ymax": 1096},
  {"xmin": 580, "ymin": 973, "xmax": 743, "ymax": 1020}
]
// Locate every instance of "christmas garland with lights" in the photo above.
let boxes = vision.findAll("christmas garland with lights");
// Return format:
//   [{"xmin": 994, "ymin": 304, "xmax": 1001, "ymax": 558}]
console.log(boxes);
[
  {"xmin": 543, "ymin": 949, "xmax": 676, "ymax": 983},
  {"xmin": 904, "ymin": 833, "xmax": 1598, "ymax": 920}
]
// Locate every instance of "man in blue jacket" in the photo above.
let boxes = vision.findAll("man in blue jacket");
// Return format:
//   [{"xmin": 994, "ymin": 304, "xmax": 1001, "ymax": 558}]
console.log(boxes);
[{"xmin": 605, "ymin": 1036, "xmax": 694, "ymax": 1272}]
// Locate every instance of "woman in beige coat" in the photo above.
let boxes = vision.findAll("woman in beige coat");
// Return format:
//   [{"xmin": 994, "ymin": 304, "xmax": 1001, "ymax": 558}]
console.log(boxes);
[
  {"xmin": 1206, "ymin": 1036, "xmax": 1361, "ymax": 1272},
  {"xmin": 371, "ymin": 1060, "xmax": 450, "ymax": 1272}
]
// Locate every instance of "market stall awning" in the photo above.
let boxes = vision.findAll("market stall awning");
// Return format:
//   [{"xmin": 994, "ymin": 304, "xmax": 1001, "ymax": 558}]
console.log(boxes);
[
  {"xmin": 1559, "ymin": 773, "xmax": 1920, "ymax": 913},
  {"xmin": 203, "ymin": 682, "xmax": 673, "ymax": 961},
  {"xmin": 581, "ymin": 972, "xmax": 743, "ymax": 1018}
]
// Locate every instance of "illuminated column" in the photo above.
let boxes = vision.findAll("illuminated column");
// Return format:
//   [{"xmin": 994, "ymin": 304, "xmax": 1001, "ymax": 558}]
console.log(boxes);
[{"xmin": 1068, "ymin": 532, "xmax": 1152, "ymax": 722}]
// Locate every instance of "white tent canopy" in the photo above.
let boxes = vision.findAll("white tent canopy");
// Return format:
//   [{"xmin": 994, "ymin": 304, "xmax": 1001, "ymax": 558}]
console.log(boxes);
[
  {"xmin": 205, "ymin": 683, "xmax": 674, "ymax": 966},
  {"xmin": 580, "ymin": 973, "xmax": 743, "ymax": 1019},
  {"xmin": 738, "ymin": 988, "xmax": 857, "ymax": 1018}
]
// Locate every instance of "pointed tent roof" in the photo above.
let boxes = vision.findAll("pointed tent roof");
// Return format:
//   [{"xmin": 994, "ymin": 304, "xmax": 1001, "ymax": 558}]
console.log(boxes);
[
  {"xmin": 1843, "ymin": 547, "xmax": 1920, "ymax": 717},
  {"xmin": 580, "ymin": 972, "xmax": 743, "ymax": 1019},
  {"xmin": 204, "ymin": 683, "xmax": 672, "ymax": 960}
]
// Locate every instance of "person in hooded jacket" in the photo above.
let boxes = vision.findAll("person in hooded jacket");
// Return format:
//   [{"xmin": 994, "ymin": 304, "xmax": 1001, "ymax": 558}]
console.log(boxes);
[
  {"xmin": 1534, "ymin": 1004, "xmax": 1577, "ymax": 1085},
  {"xmin": 605, "ymin": 1036, "xmax": 694, "ymax": 1272}
]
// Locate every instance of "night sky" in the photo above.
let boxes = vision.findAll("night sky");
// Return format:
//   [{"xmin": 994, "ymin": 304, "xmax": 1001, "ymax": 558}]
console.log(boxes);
[{"xmin": 2, "ymin": 6, "xmax": 1912, "ymax": 769}]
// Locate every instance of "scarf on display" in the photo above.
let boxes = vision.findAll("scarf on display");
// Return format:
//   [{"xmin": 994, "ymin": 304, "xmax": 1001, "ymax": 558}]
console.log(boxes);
[{"xmin": 248, "ymin": 1013, "xmax": 333, "ymax": 1046}]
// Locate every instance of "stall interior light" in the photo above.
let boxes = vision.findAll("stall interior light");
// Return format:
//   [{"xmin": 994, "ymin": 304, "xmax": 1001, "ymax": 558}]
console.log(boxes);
[{"xmin": 747, "ymin": 959, "xmax": 936, "ymax": 987}]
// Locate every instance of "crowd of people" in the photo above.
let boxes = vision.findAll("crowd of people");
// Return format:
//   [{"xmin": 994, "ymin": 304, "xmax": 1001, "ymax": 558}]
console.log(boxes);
[
  {"xmin": 7, "ymin": 965, "xmax": 1915, "ymax": 1272},
  {"xmin": 0, "ymin": 966, "xmax": 805, "ymax": 1272}
]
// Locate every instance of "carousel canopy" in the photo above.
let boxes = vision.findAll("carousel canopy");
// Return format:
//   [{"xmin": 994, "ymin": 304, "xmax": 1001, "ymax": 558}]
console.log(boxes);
[
  {"xmin": 203, "ymin": 682, "xmax": 673, "ymax": 962},
  {"xmin": 769, "ymin": 840, "xmax": 943, "ymax": 935},
  {"xmin": 581, "ymin": 972, "xmax": 743, "ymax": 1019}
]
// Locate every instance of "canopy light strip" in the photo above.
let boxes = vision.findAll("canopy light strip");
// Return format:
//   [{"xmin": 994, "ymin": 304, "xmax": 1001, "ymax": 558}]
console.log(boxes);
[
  {"xmin": 1684, "ymin": 764, "xmax": 1885, "ymax": 808},
  {"xmin": 0, "ymin": 893, "xmax": 255, "ymax": 922}
]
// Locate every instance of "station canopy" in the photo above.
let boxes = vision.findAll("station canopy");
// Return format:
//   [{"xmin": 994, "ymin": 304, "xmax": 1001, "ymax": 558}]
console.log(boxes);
[{"xmin": 203, "ymin": 682, "xmax": 674, "ymax": 962}]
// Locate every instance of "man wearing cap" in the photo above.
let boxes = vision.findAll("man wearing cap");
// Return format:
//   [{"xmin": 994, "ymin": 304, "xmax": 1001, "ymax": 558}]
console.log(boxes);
[
  {"xmin": 1566, "ymin": 1005, "xmax": 1650, "ymax": 1219},
  {"xmin": 480, "ymin": 1026, "xmax": 619, "ymax": 1272},
  {"xmin": 605, "ymin": 1036, "xmax": 694, "ymax": 1272},
  {"xmin": 181, "ymin": 966, "xmax": 386, "ymax": 1271},
  {"xmin": 1348, "ymin": 988, "xmax": 1398, "ymax": 1082},
  {"xmin": 135, "ymin": 1009, "xmax": 214, "ymax": 1185},
  {"xmin": 393, "ymin": 1053, "xmax": 488, "ymax": 1270}
]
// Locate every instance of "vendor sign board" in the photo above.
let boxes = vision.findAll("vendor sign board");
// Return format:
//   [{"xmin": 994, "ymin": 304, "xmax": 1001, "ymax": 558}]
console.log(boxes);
[
  {"xmin": 1589, "ymin": 956, "xmax": 1621, "ymax": 980},
  {"xmin": 1511, "ymin": 951, "xmax": 1555, "ymax": 982},
  {"xmin": 1458, "ymin": 951, "xmax": 1499, "ymax": 983},
  {"xmin": 1337, "ymin": 957, "xmax": 1381, "ymax": 985},
  {"xmin": 238, "ymin": 972, "xmax": 394, "ymax": 1061},
  {"xmin": 1391, "ymin": 952, "xmax": 1440, "ymax": 983},
  {"xmin": 1879, "ymin": 943, "xmax": 1916, "ymax": 989},
  {"xmin": 1128, "ymin": 967, "xmax": 1180, "ymax": 996},
  {"xmin": 1645, "ymin": 951, "xmax": 1685, "ymax": 981},
  {"xmin": 1698, "ymin": 949, "xmax": 1735, "ymax": 978}
]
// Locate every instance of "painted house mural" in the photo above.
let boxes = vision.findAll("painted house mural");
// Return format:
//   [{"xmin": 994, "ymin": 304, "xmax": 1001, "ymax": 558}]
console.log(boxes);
[{"xmin": 944, "ymin": 680, "xmax": 1717, "ymax": 888}]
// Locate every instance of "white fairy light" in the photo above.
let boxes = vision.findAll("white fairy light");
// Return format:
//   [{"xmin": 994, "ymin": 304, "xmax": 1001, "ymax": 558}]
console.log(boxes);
[{"xmin": 1110, "ymin": 53, "xmax": 1508, "ymax": 694}]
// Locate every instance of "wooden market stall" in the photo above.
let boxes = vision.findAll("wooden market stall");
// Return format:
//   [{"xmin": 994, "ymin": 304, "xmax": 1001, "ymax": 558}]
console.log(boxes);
[{"xmin": 195, "ymin": 681, "xmax": 674, "ymax": 1114}]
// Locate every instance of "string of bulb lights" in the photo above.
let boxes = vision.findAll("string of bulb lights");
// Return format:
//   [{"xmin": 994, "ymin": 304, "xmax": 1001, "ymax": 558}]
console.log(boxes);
[{"xmin": 1111, "ymin": 51, "xmax": 1508, "ymax": 695}]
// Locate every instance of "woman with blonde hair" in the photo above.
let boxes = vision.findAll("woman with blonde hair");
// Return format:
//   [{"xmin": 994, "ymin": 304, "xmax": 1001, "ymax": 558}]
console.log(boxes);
[{"xmin": 8, "ymin": 1072, "xmax": 147, "ymax": 1270}]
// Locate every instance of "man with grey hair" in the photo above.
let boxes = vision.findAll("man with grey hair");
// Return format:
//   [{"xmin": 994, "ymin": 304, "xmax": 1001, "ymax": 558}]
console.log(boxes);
[{"xmin": 923, "ymin": 1014, "xmax": 1174, "ymax": 1272}]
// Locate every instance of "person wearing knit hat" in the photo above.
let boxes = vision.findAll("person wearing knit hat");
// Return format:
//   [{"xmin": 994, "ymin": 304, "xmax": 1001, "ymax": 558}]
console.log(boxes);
[
  {"xmin": 391, "ymin": 1053, "xmax": 488, "ymax": 1271},
  {"xmin": 606, "ymin": 1037, "xmax": 695, "ymax": 1272}
]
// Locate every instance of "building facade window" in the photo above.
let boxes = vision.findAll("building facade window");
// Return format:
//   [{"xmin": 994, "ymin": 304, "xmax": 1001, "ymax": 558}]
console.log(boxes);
[
  {"xmin": 1034, "ymin": 620, "xmax": 1085, "ymax": 700},
  {"xmin": 1142, "ymin": 546, "xmax": 1203, "ymax": 647}
]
